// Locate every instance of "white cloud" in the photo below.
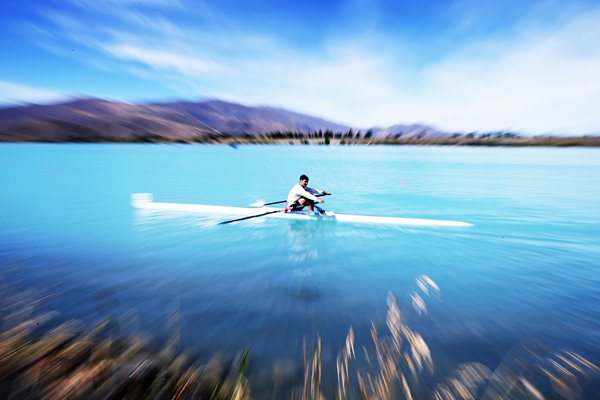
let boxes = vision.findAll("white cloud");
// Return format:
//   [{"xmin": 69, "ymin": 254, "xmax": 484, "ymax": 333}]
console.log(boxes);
[
  {"xmin": 0, "ymin": 81, "xmax": 68, "ymax": 105},
  {"xmin": 395, "ymin": 12, "xmax": 600, "ymax": 134},
  {"xmin": 221, "ymin": 43, "xmax": 404, "ymax": 125},
  {"xmin": 104, "ymin": 43, "xmax": 226, "ymax": 76}
]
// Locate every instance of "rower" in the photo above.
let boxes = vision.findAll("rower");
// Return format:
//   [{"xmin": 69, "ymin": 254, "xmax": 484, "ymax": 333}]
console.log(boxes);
[{"xmin": 287, "ymin": 174, "xmax": 332, "ymax": 214}]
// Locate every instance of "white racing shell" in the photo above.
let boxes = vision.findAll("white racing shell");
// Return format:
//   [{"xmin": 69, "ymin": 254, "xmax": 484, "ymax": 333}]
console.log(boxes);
[{"xmin": 131, "ymin": 193, "xmax": 473, "ymax": 228}]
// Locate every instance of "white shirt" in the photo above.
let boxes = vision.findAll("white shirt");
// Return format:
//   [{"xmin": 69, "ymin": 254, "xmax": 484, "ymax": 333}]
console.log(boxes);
[{"xmin": 287, "ymin": 183, "xmax": 323, "ymax": 205}]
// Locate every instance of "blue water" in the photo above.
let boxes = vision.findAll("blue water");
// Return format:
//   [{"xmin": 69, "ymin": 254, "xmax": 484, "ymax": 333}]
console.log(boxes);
[{"xmin": 1, "ymin": 144, "xmax": 600, "ymax": 391}]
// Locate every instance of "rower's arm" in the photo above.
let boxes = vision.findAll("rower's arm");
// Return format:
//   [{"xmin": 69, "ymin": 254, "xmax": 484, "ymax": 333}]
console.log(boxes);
[
  {"xmin": 300, "ymin": 187, "xmax": 320, "ymax": 202},
  {"xmin": 309, "ymin": 187, "xmax": 331, "ymax": 196}
]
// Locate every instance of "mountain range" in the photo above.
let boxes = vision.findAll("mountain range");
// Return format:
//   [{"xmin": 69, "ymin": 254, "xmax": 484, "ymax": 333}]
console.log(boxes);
[{"xmin": 0, "ymin": 98, "xmax": 447, "ymax": 142}]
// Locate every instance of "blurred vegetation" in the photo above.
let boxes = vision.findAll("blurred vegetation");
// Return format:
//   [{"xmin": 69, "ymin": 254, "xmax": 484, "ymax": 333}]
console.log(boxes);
[
  {"xmin": 1, "ymin": 274, "xmax": 598, "ymax": 399},
  {"xmin": 2, "ymin": 128, "xmax": 599, "ymax": 146},
  {"xmin": 189, "ymin": 130, "xmax": 600, "ymax": 146}
]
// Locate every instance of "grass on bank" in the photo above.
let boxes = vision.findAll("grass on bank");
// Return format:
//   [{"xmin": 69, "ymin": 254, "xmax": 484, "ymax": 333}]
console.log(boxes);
[{"xmin": 1, "ymin": 275, "xmax": 598, "ymax": 399}]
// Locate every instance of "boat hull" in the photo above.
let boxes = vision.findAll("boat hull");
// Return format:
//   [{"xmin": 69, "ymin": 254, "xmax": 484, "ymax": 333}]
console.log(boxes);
[{"xmin": 131, "ymin": 193, "xmax": 473, "ymax": 227}]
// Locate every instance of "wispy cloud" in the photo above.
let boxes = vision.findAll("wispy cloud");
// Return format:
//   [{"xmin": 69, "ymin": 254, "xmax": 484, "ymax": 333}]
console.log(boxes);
[
  {"xmin": 0, "ymin": 81, "xmax": 68, "ymax": 105},
  {"xmin": 396, "ymin": 9, "xmax": 600, "ymax": 134},
  {"xmin": 103, "ymin": 44, "xmax": 226, "ymax": 76}
]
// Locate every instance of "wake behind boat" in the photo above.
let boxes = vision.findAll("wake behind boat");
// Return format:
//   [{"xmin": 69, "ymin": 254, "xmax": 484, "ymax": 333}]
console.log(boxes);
[{"xmin": 131, "ymin": 193, "xmax": 473, "ymax": 227}]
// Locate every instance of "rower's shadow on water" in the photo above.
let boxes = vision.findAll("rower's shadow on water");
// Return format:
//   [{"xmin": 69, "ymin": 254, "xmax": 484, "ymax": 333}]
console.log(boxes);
[{"xmin": 285, "ymin": 220, "xmax": 320, "ymax": 265}]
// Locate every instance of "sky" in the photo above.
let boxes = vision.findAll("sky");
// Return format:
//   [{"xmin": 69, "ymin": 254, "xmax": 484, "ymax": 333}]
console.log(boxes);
[{"xmin": 1, "ymin": 0, "xmax": 600, "ymax": 135}]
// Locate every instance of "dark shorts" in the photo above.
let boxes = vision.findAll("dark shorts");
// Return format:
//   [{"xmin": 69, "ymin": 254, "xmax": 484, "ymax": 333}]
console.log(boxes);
[{"xmin": 290, "ymin": 197, "xmax": 314, "ymax": 211}]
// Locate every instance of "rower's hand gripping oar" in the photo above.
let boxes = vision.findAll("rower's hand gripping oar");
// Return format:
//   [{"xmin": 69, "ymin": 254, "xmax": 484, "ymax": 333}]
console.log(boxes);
[
  {"xmin": 218, "ymin": 206, "xmax": 292, "ymax": 225},
  {"xmin": 252, "ymin": 193, "xmax": 330, "ymax": 207}
]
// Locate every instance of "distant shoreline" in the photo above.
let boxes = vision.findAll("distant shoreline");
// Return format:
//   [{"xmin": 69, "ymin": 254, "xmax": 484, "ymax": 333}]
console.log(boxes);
[
  {"xmin": 2, "ymin": 99, "xmax": 598, "ymax": 146},
  {"xmin": 2, "ymin": 136, "xmax": 599, "ymax": 146}
]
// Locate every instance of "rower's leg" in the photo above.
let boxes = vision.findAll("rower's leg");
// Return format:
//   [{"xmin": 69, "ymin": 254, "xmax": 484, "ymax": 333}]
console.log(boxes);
[
  {"xmin": 294, "ymin": 198, "xmax": 308, "ymax": 211},
  {"xmin": 298, "ymin": 197, "xmax": 314, "ymax": 211}
]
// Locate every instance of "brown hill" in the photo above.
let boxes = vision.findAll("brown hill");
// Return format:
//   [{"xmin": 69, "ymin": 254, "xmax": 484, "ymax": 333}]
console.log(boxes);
[{"xmin": 0, "ymin": 98, "xmax": 353, "ymax": 142}]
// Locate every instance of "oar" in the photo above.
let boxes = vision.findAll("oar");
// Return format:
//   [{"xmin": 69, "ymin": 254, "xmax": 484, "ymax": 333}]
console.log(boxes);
[
  {"xmin": 218, "ymin": 207, "xmax": 290, "ymax": 225},
  {"xmin": 251, "ymin": 193, "xmax": 330, "ymax": 207}
]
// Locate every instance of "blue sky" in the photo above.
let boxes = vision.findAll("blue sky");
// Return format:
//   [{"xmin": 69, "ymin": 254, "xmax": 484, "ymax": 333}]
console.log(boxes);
[{"xmin": 1, "ymin": 0, "xmax": 600, "ymax": 134}]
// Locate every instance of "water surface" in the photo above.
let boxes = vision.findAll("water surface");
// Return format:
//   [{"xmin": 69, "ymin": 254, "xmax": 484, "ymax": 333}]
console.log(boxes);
[{"xmin": 1, "ymin": 144, "xmax": 599, "ymax": 393}]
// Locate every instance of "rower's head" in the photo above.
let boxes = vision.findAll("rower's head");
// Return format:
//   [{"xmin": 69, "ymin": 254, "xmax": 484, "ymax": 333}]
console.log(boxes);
[{"xmin": 299, "ymin": 174, "xmax": 309, "ymax": 188}]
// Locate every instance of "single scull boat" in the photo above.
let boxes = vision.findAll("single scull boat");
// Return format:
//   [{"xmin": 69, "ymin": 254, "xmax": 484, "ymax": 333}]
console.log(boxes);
[{"xmin": 131, "ymin": 193, "xmax": 473, "ymax": 227}]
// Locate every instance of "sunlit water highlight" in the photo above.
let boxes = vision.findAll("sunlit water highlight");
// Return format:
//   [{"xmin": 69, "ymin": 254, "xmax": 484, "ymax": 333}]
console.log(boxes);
[{"xmin": 1, "ymin": 144, "xmax": 599, "ymax": 393}]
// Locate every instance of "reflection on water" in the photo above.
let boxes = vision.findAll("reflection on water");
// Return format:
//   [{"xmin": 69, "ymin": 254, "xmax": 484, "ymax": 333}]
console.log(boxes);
[{"xmin": 286, "ymin": 220, "xmax": 319, "ymax": 264}]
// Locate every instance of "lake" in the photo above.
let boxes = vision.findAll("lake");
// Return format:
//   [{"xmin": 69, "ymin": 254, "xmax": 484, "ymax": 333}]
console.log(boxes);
[{"xmin": 1, "ymin": 143, "xmax": 599, "ymax": 397}]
